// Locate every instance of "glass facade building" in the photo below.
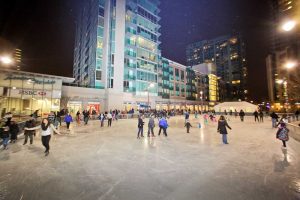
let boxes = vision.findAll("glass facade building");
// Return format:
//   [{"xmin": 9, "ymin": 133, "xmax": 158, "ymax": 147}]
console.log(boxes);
[
  {"xmin": 186, "ymin": 35, "xmax": 248, "ymax": 101},
  {"xmin": 73, "ymin": 0, "xmax": 161, "ymax": 97}
]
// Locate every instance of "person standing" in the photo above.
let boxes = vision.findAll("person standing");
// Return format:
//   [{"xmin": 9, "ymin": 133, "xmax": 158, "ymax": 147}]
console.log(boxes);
[
  {"xmin": 234, "ymin": 109, "xmax": 238, "ymax": 118},
  {"xmin": 64, "ymin": 113, "xmax": 73, "ymax": 130},
  {"xmin": 158, "ymin": 117, "xmax": 168, "ymax": 137},
  {"xmin": 217, "ymin": 115, "xmax": 232, "ymax": 144},
  {"xmin": 295, "ymin": 110, "xmax": 299, "ymax": 121},
  {"xmin": 25, "ymin": 118, "xmax": 60, "ymax": 156},
  {"xmin": 270, "ymin": 112, "xmax": 279, "ymax": 128},
  {"xmin": 1, "ymin": 126, "xmax": 10, "ymax": 150},
  {"xmin": 48, "ymin": 111, "xmax": 56, "ymax": 124},
  {"xmin": 99, "ymin": 113, "xmax": 105, "ymax": 127},
  {"xmin": 56, "ymin": 111, "xmax": 62, "ymax": 126},
  {"xmin": 23, "ymin": 118, "xmax": 36, "ymax": 145},
  {"xmin": 76, "ymin": 111, "xmax": 81, "ymax": 125},
  {"xmin": 239, "ymin": 110, "xmax": 245, "ymax": 122},
  {"xmin": 107, "ymin": 112, "xmax": 113, "ymax": 127},
  {"xmin": 137, "ymin": 115, "xmax": 145, "ymax": 139},
  {"xmin": 9, "ymin": 121, "xmax": 19, "ymax": 143},
  {"xmin": 184, "ymin": 120, "xmax": 192, "ymax": 133},
  {"xmin": 259, "ymin": 110, "xmax": 264, "ymax": 122},
  {"xmin": 147, "ymin": 115, "xmax": 155, "ymax": 137},
  {"xmin": 184, "ymin": 111, "xmax": 190, "ymax": 122},
  {"xmin": 82, "ymin": 109, "xmax": 90, "ymax": 125},
  {"xmin": 253, "ymin": 111, "xmax": 259, "ymax": 122}
]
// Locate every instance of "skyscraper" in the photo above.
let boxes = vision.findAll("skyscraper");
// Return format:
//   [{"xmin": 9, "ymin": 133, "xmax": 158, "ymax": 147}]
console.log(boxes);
[
  {"xmin": 73, "ymin": 0, "xmax": 161, "ymax": 97},
  {"xmin": 186, "ymin": 35, "xmax": 248, "ymax": 101},
  {"xmin": 266, "ymin": 0, "xmax": 300, "ymax": 107}
]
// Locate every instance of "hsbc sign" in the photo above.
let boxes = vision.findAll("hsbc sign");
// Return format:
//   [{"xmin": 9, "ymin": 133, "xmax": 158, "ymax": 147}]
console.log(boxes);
[
  {"xmin": 18, "ymin": 90, "xmax": 47, "ymax": 96},
  {"xmin": 8, "ymin": 89, "xmax": 61, "ymax": 99}
]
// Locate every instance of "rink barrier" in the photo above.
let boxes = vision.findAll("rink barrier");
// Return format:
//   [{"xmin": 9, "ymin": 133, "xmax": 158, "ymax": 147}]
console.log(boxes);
[{"xmin": 287, "ymin": 122, "xmax": 300, "ymax": 142}]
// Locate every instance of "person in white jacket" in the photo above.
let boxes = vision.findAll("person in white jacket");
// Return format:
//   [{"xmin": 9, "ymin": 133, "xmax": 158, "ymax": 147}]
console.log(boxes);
[{"xmin": 25, "ymin": 118, "xmax": 60, "ymax": 156}]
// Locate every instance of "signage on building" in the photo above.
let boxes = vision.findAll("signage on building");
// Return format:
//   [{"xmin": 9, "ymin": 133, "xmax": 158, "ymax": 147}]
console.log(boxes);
[
  {"xmin": 4, "ymin": 75, "xmax": 56, "ymax": 85},
  {"xmin": 8, "ymin": 89, "xmax": 61, "ymax": 99}
]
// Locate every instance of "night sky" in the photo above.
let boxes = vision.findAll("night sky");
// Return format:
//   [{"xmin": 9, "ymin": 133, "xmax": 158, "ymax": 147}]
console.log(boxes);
[{"xmin": 0, "ymin": 0, "xmax": 271, "ymax": 102}]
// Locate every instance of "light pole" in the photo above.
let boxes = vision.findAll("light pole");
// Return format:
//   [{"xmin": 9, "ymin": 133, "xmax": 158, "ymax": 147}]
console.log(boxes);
[
  {"xmin": 200, "ymin": 91, "xmax": 203, "ymax": 112},
  {"xmin": 147, "ymin": 83, "xmax": 155, "ymax": 110}
]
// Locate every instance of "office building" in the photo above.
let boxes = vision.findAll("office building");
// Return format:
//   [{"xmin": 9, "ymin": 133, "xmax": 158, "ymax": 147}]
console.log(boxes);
[
  {"xmin": 186, "ymin": 35, "xmax": 248, "ymax": 101},
  {"xmin": 73, "ymin": 0, "xmax": 161, "ymax": 97},
  {"xmin": 266, "ymin": 0, "xmax": 300, "ymax": 107}
]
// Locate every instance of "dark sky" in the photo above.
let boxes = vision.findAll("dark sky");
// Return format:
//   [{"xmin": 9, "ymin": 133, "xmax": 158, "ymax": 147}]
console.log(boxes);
[{"xmin": 0, "ymin": 0, "xmax": 271, "ymax": 102}]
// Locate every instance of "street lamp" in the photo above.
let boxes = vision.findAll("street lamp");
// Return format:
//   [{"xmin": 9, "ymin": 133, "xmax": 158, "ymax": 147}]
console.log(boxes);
[
  {"xmin": 147, "ymin": 83, "xmax": 155, "ymax": 110},
  {"xmin": 0, "ymin": 56, "xmax": 13, "ymax": 65},
  {"xmin": 285, "ymin": 61, "xmax": 297, "ymax": 69},
  {"xmin": 281, "ymin": 20, "xmax": 297, "ymax": 32}
]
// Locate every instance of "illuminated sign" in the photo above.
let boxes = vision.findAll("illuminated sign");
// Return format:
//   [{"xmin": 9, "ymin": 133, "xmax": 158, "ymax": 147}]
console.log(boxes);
[{"xmin": 4, "ymin": 75, "xmax": 56, "ymax": 84}]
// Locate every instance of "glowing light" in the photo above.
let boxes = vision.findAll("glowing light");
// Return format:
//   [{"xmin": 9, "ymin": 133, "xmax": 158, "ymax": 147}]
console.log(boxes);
[
  {"xmin": 285, "ymin": 61, "xmax": 297, "ymax": 69},
  {"xmin": 282, "ymin": 20, "xmax": 296, "ymax": 32},
  {"xmin": 0, "ymin": 56, "xmax": 13, "ymax": 65}
]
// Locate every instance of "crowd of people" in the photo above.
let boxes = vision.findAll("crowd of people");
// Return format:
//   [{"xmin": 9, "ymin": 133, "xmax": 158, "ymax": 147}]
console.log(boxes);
[{"xmin": 0, "ymin": 107, "xmax": 299, "ymax": 155}]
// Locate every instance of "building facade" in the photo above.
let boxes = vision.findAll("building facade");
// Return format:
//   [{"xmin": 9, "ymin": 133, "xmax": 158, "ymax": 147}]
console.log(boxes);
[
  {"xmin": 186, "ymin": 35, "xmax": 248, "ymax": 101},
  {"xmin": 266, "ymin": 0, "xmax": 300, "ymax": 108},
  {"xmin": 73, "ymin": 0, "xmax": 161, "ymax": 98}
]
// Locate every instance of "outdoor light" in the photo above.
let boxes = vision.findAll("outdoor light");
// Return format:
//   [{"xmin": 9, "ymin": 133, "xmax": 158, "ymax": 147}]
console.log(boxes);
[
  {"xmin": 282, "ymin": 20, "xmax": 296, "ymax": 32},
  {"xmin": 149, "ymin": 83, "xmax": 155, "ymax": 88},
  {"xmin": 285, "ymin": 61, "xmax": 297, "ymax": 69},
  {"xmin": 0, "ymin": 56, "xmax": 13, "ymax": 65},
  {"xmin": 276, "ymin": 79, "xmax": 284, "ymax": 84}
]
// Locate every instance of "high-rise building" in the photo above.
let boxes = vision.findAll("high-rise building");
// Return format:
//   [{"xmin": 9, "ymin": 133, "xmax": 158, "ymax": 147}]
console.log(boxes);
[
  {"xmin": 186, "ymin": 35, "xmax": 248, "ymax": 101},
  {"xmin": 266, "ymin": 0, "xmax": 300, "ymax": 107},
  {"xmin": 73, "ymin": 0, "xmax": 161, "ymax": 98}
]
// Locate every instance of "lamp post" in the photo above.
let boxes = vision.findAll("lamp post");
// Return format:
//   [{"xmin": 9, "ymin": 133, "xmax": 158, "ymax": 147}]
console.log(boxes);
[
  {"xmin": 147, "ymin": 83, "xmax": 155, "ymax": 110},
  {"xmin": 200, "ymin": 91, "xmax": 203, "ymax": 112}
]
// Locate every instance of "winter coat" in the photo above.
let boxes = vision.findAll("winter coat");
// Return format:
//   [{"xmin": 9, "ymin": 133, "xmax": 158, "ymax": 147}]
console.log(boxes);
[
  {"xmin": 159, "ymin": 118, "xmax": 168, "ymax": 129},
  {"xmin": 270, "ymin": 112, "xmax": 279, "ymax": 119},
  {"xmin": 9, "ymin": 123, "xmax": 19, "ymax": 135},
  {"xmin": 1, "ymin": 130, "xmax": 10, "ymax": 139},
  {"xmin": 64, "ymin": 115, "xmax": 73, "ymax": 123},
  {"xmin": 83, "ymin": 111, "xmax": 90, "ymax": 118},
  {"xmin": 148, "ymin": 118, "xmax": 155, "ymax": 128},
  {"xmin": 239, "ymin": 111, "xmax": 245, "ymax": 117},
  {"xmin": 138, "ymin": 118, "xmax": 144, "ymax": 128},
  {"xmin": 217, "ymin": 120, "xmax": 231, "ymax": 134},
  {"xmin": 253, "ymin": 111, "xmax": 258, "ymax": 116},
  {"xmin": 24, "ymin": 120, "xmax": 36, "ymax": 135},
  {"xmin": 185, "ymin": 122, "xmax": 192, "ymax": 128}
]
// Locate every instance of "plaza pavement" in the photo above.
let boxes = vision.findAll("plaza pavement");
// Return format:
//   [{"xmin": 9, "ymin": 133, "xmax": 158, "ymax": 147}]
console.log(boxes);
[{"xmin": 0, "ymin": 116, "xmax": 300, "ymax": 200}]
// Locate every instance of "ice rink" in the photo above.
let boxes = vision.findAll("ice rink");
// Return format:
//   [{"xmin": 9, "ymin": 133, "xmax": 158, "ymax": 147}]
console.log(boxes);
[{"xmin": 1, "ymin": 116, "xmax": 300, "ymax": 200}]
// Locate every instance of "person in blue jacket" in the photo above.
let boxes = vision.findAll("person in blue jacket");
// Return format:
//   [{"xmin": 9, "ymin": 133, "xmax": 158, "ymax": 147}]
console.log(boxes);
[
  {"xmin": 158, "ymin": 117, "xmax": 168, "ymax": 137},
  {"xmin": 64, "ymin": 113, "xmax": 73, "ymax": 130}
]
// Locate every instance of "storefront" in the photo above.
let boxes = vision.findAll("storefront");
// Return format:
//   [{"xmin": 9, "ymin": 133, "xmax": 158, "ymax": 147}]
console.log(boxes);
[{"xmin": 0, "ymin": 69, "xmax": 74, "ymax": 118}]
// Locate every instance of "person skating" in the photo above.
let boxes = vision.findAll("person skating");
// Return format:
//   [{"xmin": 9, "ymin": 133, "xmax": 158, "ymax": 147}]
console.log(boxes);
[
  {"xmin": 76, "ymin": 111, "xmax": 81, "ymax": 125},
  {"xmin": 82, "ymin": 109, "xmax": 90, "ymax": 125},
  {"xmin": 270, "ymin": 112, "xmax": 279, "ymax": 128},
  {"xmin": 276, "ymin": 121, "xmax": 289, "ymax": 148},
  {"xmin": 99, "ymin": 113, "xmax": 105, "ymax": 127},
  {"xmin": 137, "ymin": 115, "xmax": 145, "ymax": 139},
  {"xmin": 253, "ymin": 111, "xmax": 259, "ymax": 122},
  {"xmin": 239, "ymin": 110, "xmax": 245, "ymax": 122},
  {"xmin": 9, "ymin": 121, "xmax": 19, "ymax": 143},
  {"xmin": 47, "ymin": 111, "xmax": 56, "ymax": 124},
  {"xmin": 217, "ymin": 115, "xmax": 232, "ymax": 144},
  {"xmin": 1, "ymin": 126, "xmax": 10, "ymax": 150},
  {"xmin": 295, "ymin": 110, "xmax": 299, "ymax": 121},
  {"xmin": 147, "ymin": 115, "xmax": 155, "ymax": 137},
  {"xmin": 25, "ymin": 118, "xmax": 60, "ymax": 156},
  {"xmin": 23, "ymin": 118, "xmax": 36, "ymax": 145},
  {"xmin": 107, "ymin": 112, "xmax": 112, "ymax": 127},
  {"xmin": 64, "ymin": 113, "xmax": 73, "ymax": 130},
  {"xmin": 184, "ymin": 120, "xmax": 192, "ymax": 133},
  {"xmin": 158, "ymin": 117, "xmax": 168, "ymax": 137},
  {"xmin": 259, "ymin": 111, "xmax": 264, "ymax": 122}
]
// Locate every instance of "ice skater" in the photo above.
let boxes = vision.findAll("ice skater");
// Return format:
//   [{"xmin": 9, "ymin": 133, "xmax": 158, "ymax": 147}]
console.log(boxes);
[
  {"xmin": 25, "ymin": 118, "xmax": 61, "ymax": 156},
  {"xmin": 1, "ymin": 126, "xmax": 10, "ymax": 150},
  {"xmin": 184, "ymin": 120, "xmax": 192, "ymax": 133},
  {"xmin": 147, "ymin": 115, "xmax": 155, "ymax": 137},
  {"xmin": 137, "ymin": 115, "xmax": 145, "ymax": 139},
  {"xmin": 217, "ymin": 115, "xmax": 232, "ymax": 144}
]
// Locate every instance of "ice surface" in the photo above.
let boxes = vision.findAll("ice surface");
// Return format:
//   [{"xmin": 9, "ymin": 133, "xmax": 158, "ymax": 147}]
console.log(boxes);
[{"xmin": 0, "ymin": 116, "xmax": 300, "ymax": 200}]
